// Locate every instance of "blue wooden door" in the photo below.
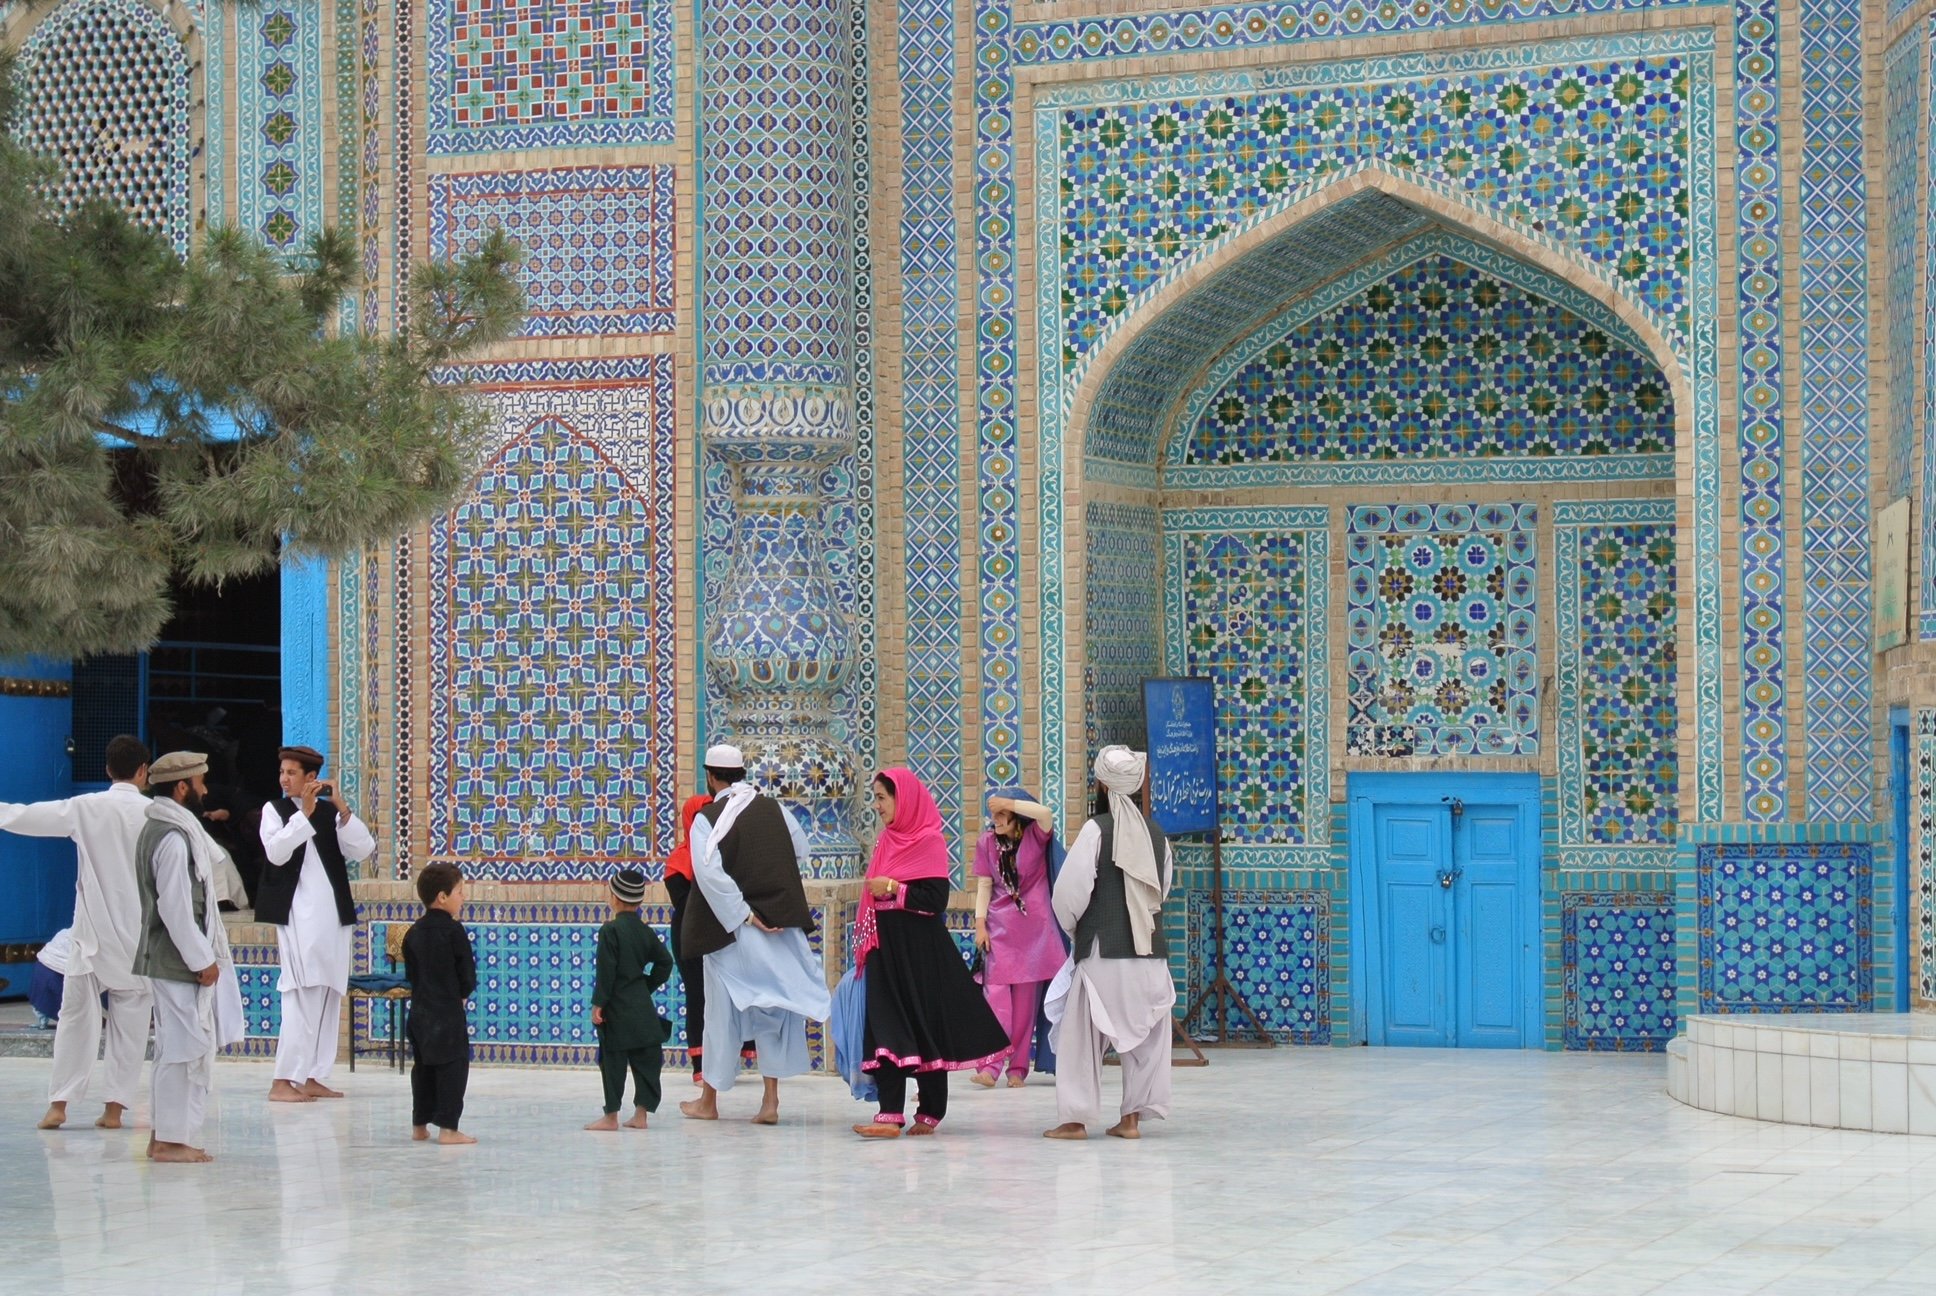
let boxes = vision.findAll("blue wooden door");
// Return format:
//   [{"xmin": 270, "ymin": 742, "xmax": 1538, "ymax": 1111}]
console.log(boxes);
[
  {"xmin": 1454, "ymin": 805, "xmax": 1526, "ymax": 1048},
  {"xmin": 0, "ymin": 658, "xmax": 77, "ymax": 995},
  {"xmin": 1373, "ymin": 804, "xmax": 1453, "ymax": 1046},
  {"xmin": 1890, "ymin": 716, "xmax": 1911, "ymax": 1010}
]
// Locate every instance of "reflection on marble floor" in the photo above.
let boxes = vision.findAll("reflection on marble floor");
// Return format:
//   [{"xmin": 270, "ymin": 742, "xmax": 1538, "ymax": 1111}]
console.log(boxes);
[{"xmin": 1, "ymin": 1050, "xmax": 1932, "ymax": 1295}]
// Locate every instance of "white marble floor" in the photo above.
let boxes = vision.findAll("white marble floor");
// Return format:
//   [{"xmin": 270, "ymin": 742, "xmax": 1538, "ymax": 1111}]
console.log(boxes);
[{"xmin": 0, "ymin": 1049, "xmax": 1932, "ymax": 1295}]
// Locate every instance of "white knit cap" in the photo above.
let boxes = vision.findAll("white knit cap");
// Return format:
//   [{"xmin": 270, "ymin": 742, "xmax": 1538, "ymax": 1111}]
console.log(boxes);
[{"xmin": 704, "ymin": 743, "xmax": 746, "ymax": 771}]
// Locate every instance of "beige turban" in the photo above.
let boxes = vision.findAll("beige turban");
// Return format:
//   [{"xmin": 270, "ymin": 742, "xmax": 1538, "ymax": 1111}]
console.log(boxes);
[{"xmin": 1093, "ymin": 745, "xmax": 1162, "ymax": 955}]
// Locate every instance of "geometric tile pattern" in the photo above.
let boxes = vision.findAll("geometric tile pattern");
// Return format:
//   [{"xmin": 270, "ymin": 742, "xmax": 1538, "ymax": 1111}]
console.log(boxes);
[
  {"xmin": 1012, "ymin": 0, "xmax": 1694, "ymax": 67},
  {"xmin": 1925, "ymin": 26, "xmax": 1936, "ymax": 641},
  {"xmin": 1695, "ymin": 842, "xmax": 1873, "ymax": 1013},
  {"xmin": 841, "ymin": 0, "xmax": 881, "ymax": 792},
  {"xmin": 1184, "ymin": 253, "xmax": 1674, "ymax": 468},
  {"xmin": 1918, "ymin": 710, "xmax": 1936, "ymax": 1003},
  {"xmin": 1345, "ymin": 504, "xmax": 1538, "ymax": 758},
  {"xmin": 699, "ymin": 0, "xmax": 853, "ymax": 385},
  {"xmin": 1084, "ymin": 503, "xmax": 1161, "ymax": 764},
  {"xmin": 896, "ymin": 0, "xmax": 965, "ymax": 824},
  {"xmin": 1554, "ymin": 502, "xmax": 1678, "ymax": 849},
  {"xmin": 1795, "ymin": 0, "xmax": 1871, "ymax": 825},
  {"xmin": 235, "ymin": 6, "xmax": 325, "ymax": 252},
  {"xmin": 1186, "ymin": 891, "xmax": 1331, "ymax": 1044},
  {"xmin": 14, "ymin": 0, "xmax": 193, "ymax": 254},
  {"xmin": 1561, "ymin": 893, "xmax": 1677, "ymax": 1051},
  {"xmin": 1885, "ymin": 31, "xmax": 1924, "ymax": 505},
  {"xmin": 1165, "ymin": 509, "xmax": 1328, "ymax": 848},
  {"xmin": 1733, "ymin": 0, "xmax": 1787, "ymax": 821},
  {"xmin": 424, "ymin": 0, "xmax": 676, "ymax": 153},
  {"xmin": 425, "ymin": 362, "xmax": 679, "ymax": 880},
  {"xmin": 1056, "ymin": 53, "xmax": 1694, "ymax": 361},
  {"xmin": 426, "ymin": 166, "xmax": 676, "ymax": 339}
]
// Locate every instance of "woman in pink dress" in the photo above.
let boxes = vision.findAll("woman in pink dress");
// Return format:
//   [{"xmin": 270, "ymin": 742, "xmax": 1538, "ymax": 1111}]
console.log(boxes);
[{"xmin": 970, "ymin": 787, "xmax": 1067, "ymax": 1088}]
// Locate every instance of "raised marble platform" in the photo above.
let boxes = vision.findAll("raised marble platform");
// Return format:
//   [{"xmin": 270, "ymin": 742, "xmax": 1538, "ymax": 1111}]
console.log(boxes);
[{"xmin": 1668, "ymin": 1014, "xmax": 1936, "ymax": 1135}]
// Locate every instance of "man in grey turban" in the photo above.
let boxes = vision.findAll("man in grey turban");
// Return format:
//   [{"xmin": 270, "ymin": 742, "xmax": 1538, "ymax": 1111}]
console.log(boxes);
[{"xmin": 1043, "ymin": 745, "xmax": 1177, "ymax": 1141}]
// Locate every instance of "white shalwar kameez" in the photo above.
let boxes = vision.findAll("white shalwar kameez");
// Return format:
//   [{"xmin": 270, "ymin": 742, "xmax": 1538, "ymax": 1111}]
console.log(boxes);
[
  {"xmin": 1051, "ymin": 819, "xmax": 1177, "ymax": 1128},
  {"xmin": 145, "ymin": 806, "xmax": 244, "ymax": 1147},
  {"xmin": 688, "ymin": 797, "xmax": 832, "ymax": 1093},
  {"xmin": 0, "ymin": 783, "xmax": 154, "ymax": 1108},
  {"xmin": 259, "ymin": 802, "xmax": 374, "ymax": 1083}
]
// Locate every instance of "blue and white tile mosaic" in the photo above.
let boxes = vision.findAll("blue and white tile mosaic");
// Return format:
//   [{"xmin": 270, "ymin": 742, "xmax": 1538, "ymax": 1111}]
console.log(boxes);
[
  {"xmin": 1695, "ymin": 843, "xmax": 1873, "ymax": 1013},
  {"xmin": 1561, "ymin": 893, "xmax": 1676, "ymax": 1051},
  {"xmin": 1085, "ymin": 503, "xmax": 1161, "ymax": 763},
  {"xmin": 1345, "ymin": 503, "xmax": 1538, "ymax": 758},
  {"xmin": 1185, "ymin": 890, "xmax": 1331, "ymax": 1045}
]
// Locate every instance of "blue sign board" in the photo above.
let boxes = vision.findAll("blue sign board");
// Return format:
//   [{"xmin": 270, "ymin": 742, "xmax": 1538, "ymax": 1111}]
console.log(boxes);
[{"xmin": 1142, "ymin": 677, "xmax": 1217, "ymax": 837}]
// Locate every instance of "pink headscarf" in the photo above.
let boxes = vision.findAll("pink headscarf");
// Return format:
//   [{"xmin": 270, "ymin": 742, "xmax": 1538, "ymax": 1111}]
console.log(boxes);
[{"xmin": 853, "ymin": 768, "xmax": 952, "ymax": 971}]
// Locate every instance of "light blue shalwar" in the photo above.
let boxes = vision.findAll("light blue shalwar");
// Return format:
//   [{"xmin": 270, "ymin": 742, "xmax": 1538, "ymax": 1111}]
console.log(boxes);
[{"xmin": 689, "ymin": 797, "xmax": 833, "ymax": 1093}]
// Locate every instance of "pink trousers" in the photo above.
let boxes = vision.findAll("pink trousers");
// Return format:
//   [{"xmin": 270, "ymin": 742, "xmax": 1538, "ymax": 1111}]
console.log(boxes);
[{"xmin": 982, "ymin": 979, "xmax": 1045, "ymax": 1080}]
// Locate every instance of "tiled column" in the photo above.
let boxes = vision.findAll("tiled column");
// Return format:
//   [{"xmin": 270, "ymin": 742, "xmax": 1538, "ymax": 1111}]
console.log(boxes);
[{"xmin": 699, "ymin": 0, "xmax": 861, "ymax": 874}]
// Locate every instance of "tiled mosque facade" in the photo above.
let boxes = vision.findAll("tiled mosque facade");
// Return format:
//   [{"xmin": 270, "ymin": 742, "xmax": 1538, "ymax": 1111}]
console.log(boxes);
[{"xmin": 7, "ymin": 0, "xmax": 1934, "ymax": 1063}]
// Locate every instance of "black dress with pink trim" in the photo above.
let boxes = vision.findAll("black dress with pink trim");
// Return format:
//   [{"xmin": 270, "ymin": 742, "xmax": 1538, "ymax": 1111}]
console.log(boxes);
[{"xmin": 862, "ymin": 878, "xmax": 1009, "ymax": 1073}]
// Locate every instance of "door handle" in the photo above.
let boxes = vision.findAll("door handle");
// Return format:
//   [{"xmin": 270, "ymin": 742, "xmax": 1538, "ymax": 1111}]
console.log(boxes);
[{"xmin": 1430, "ymin": 926, "xmax": 1446, "ymax": 944}]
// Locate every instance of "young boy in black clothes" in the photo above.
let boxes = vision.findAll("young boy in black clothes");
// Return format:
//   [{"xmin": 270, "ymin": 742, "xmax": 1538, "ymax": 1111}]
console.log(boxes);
[
  {"xmin": 404, "ymin": 862, "xmax": 477, "ymax": 1145},
  {"xmin": 584, "ymin": 867, "xmax": 675, "ymax": 1130}
]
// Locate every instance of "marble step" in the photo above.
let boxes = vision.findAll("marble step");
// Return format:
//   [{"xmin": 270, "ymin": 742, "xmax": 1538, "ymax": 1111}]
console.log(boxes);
[{"xmin": 1669, "ymin": 1013, "xmax": 1936, "ymax": 1135}]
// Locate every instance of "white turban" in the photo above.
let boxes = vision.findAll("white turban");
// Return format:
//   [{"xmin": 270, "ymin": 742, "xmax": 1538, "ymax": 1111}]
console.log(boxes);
[{"xmin": 1093, "ymin": 745, "xmax": 1162, "ymax": 955}]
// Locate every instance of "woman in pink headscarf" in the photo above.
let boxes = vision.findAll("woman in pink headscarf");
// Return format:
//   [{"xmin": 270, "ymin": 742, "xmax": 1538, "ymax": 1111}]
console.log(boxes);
[{"xmin": 851, "ymin": 769, "xmax": 1008, "ymax": 1138}]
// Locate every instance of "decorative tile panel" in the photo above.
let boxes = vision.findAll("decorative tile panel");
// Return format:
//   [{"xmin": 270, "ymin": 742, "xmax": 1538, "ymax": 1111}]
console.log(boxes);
[
  {"xmin": 698, "ymin": 0, "xmax": 852, "ymax": 385},
  {"xmin": 1183, "ymin": 252, "xmax": 1673, "ymax": 470},
  {"xmin": 1345, "ymin": 503, "xmax": 1538, "ymax": 758},
  {"xmin": 1796, "ymin": 0, "xmax": 1871, "ymax": 823},
  {"xmin": 1695, "ymin": 842, "xmax": 1873, "ymax": 1012},
  {"xmin": 1922, "ymin": 23, "xmax": 1936, "ymax": 641},
  {"xmin": 1561, "ymin": 893, "xmax": 1676, "ymax": 1051},
  {"xmin": 426, "ymin": 166, "xmax": 676, "ymax": 339},
  {"xmin": 14, "ymin": 0, "xmax": 193, "ymax": 254},
  {"xmin": 426, "ymin": 360, "xmax": 678, "ymax": 881},
  {"xmin": 1055, "ymin": 52, "xmax": 1694, "ymax": 364},
  {"xmin": 1885, "ymin": 31, "xmax": 1925, "ymax": 506},
  {"xmin": 1185, "ymin": 890, "xmax": 1331, "ymax": 1044},
  {"xmin": 1916, "ymin": 710, "xmax": 1936, "ymax": 1002},
  {"xmin": 1012, "ymin": 0, "xmax": 1705, "ymax": 67},
  {"xmin": 1734, "ymin": 0, "xmax": 1787, "ymax": 821},
  {"xmin": 424, "ymin": 0, "xmax": 676, "ymax": 153},
  {"xmin": 1164, "ymin": 508, "xmax": 1328, "ymax": 850},
  {"xmin": 236, "ymin": 5, "xmax": 325, "ymax": 254},
  {"xmin": 896, "ymin": 0, "xmax": 965, "ymax": 823},
  {"xmin": 1553, "ymin": 500, "xmax": 1677, "ymax": 855},
  {"xmin": 1084, "ymin": 503, "xmax": 1160, "ymax": 762}
]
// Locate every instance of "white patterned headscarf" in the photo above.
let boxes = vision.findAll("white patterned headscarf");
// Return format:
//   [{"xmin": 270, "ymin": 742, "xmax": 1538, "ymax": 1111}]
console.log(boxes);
[{"xmin": 1094, "ymin": 745, "xmax": 1161, "ymax": 955}]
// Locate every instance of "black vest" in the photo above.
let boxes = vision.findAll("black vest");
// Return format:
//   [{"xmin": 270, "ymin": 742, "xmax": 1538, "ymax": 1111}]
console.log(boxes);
[
  {"xmin": 681, "ymin": 794, "xmax": 815, "ymax": 960},
  {"xmin": 254, "ymin": 798, "xmax": 359, "ymax": 927},
  {"xmin": 1073, "ymin": 811, "xmax": 1169, "ymax": 961}
]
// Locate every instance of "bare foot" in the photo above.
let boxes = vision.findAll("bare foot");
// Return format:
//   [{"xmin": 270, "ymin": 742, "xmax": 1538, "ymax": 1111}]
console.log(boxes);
[
  {"xmin": 678, "ymin": 1098, "xmax": 718, "ymax": 1121},
  {"xmin": 300, "ymin": 1080, "xmax": 344, "ymax": 1099},
  {"xmin": 623, "ymin": 1110, "xmax": 649, "ymax": 1130},
  {"xmin": 1106, "ymin": 1116, "xmax": 1142, "ymax": 1140},
  {"xmin": 1006, "ymin": 1076, "xmax": 1027, "ymax": 1089},
  {"xmin": 906, "ymin": 1120, "xmax": 936, "ymax": 1137},
  {"xmin": 149, "ymin": 1142, "xmax": 213, "ymax": 1163},
  {"xmin": 95, "ymin": 1103, "xmax": 126, "ymax": 1129},
  {"xmin": 268, "ymin": 1081, "xmax": 315, "ymax": 1104},
  {"xmin": 584, "ymin": 1113, "xmax": 620, "ymax": 1131},
  {"xmin": 751, "ymin": 1107, "xmax": 779, "ymax": 1126},
  {"xmin": 1043, "ymin": 1122, "xmax": 1088, "ymax": 1140},
  {"xmin": 750, "ymin": 1077, "xmax": 780, "ymax": 1125},
  {"xmin": 412, "ymin": 1125, "xmax": 430, "ymax": 1141},
  {"xmin": 852, "ymin": 1122, "xmax": 901, "ymax": 1139},
  {"xmin": 437, "ymin": 1130, "xmax": 476, "ymax": 1145},
  {"xmin": 970, "ymin": 1071, "xmax": 996, "ymax": 1089},
  {"xmin": 37, "ymin": 1103, "xmax": 66, "ymax": 1130}
]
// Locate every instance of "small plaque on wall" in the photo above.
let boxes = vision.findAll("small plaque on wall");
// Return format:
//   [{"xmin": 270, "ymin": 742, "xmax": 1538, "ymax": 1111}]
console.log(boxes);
[{"xmin": 1875, "ymin": 497, "xmax": 1909, "ymax": 651}]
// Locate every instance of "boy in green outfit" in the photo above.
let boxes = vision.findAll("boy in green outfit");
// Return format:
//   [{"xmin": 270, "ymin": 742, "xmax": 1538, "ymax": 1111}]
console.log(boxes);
[{"xmin": 584, "ymin": 867, "xmax": 675, "ymax": 1130}]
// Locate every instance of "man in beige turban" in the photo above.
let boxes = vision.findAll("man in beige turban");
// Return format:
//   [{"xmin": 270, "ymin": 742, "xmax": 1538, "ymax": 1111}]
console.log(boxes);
[{"xmin": 1043, "ymin": 745, "xmax": 1177, "ymax": 1141}]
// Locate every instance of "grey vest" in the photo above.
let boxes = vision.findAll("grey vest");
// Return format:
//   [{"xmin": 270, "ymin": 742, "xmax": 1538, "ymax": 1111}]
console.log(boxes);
[
  {"xmin": 133, "ymin": 818, "xmax": 206, "ymax": 984},
  {"xmin": 1073, "ymin": 811, "xmax": 1170, "ymax": 961}
]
